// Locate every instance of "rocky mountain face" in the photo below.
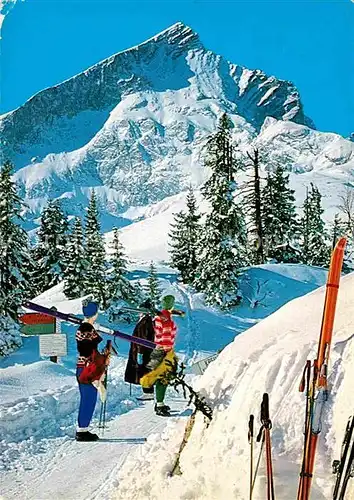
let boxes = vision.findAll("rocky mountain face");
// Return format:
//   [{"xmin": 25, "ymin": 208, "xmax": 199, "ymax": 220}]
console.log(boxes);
[{"xmin": 0, "ymin": 22, "xmax": 352, "ymax": 228}]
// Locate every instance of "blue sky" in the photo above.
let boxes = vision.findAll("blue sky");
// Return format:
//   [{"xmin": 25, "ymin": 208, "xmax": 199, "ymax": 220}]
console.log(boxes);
[{"xmin": 1, "ymin": 0, "xmax": 353, "ymax": 136}]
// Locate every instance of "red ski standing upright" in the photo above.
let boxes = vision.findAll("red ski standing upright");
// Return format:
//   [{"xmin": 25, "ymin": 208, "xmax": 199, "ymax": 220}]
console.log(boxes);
[{"xmin": 297, "ymin": 237, "xmax": 347, "ymax": 500}]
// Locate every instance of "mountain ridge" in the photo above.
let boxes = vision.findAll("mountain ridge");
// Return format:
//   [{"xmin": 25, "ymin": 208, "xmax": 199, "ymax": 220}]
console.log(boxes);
[
  {"xmin": 0, "ymin": 22, "xmax": 313, "ymax": 167},
  {"xmin": 1, "ymin": 22, "xmax": 352, "ymax": 231}
]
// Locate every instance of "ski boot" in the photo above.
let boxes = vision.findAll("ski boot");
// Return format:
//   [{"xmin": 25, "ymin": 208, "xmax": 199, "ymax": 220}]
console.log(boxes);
[
  {"xmin": 75, "ymin": 431, "xmax": 99, "ymax": 442},
  {"xmin": 155, "ymin": 404, "xmax": 171, "ymax": 416}
]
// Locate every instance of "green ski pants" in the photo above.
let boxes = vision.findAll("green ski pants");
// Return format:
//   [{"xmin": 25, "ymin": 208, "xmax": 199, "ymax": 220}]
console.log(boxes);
[{"xmin": 155, "ymin": 380, "xmax": 167, "ymax": 403}]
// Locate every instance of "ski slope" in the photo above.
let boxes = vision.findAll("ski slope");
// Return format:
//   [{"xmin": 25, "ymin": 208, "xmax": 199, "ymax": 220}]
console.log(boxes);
[{"xmin": 112, "ymin": 272, "xmax": 354, "ymax": 500}]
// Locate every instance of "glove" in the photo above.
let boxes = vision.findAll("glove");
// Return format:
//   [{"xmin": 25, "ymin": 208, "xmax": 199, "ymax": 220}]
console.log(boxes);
[{"xmin": 137, "ymin": 353, "xmax": 143, "ymax": 365}]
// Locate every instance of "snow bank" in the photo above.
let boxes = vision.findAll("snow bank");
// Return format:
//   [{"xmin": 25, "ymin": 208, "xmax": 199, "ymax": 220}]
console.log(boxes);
[
  {"xmin": 112, "ymin": 272, "xmax": 354, "ymax": 500},
  {"xmin": 0, "ymin": 357, "xmax": 138, "ymax": 471}
]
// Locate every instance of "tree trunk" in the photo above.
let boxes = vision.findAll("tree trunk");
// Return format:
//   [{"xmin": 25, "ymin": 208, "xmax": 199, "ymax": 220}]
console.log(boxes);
[{"xmin": 253, "ymin": 150, "xmax": 264, "ymax": 264}]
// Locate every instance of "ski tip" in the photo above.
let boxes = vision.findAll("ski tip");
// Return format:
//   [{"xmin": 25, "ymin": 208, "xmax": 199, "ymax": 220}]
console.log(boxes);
[{"xmin": 335, "ymin": 237, "xmax": 347, "ymax": 250}]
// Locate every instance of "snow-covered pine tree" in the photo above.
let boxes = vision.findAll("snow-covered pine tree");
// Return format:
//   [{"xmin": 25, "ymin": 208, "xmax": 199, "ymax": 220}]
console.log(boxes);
[
  {"xmin": 168, "ymin": 186, "xmax": 201, "ymax": 284},
  {"xmin": 338, "ymin": 188, "xmax": 354, "ymax": 240},
  {"xmin": 31, "ymin": 199, "xmax": 68, "ymax": 293},
  {"xmin": 300, "ymin": 183, "xmax": 330, "ymax": 266},
  {"xmin": 242, "ymin": 149, "xmax": 264, "ymax": 264},
  {"xmin": 107, "ymin": 228, "xmax": 134, "ymax": 303},
  {"xmin": 331, "ymin": 213, "xmax": 346, "ymax": 250},
  {"xmin": 0, "ymin": 161, "xmax": 32, "ymax": 353},
  {"xmin": 63, "ymin": 217, "xmax": 88, "ymax": 299},
  {"xmin": 262, "ymin": 164, "xmax": 299, "ymax": 262},
  {"xmin": 195, "ymin": 113, "xmax": 248, "ymax": 309},
  {"xmin": 146, "ymin": 261, "xmax": 161, "ymax": 307},
  {"xmin": 106, "ymin": 228, "xmax": 140, "ymax": 323},
  {"xmin": 330, "ymin": 213, "xmax": 353, "ymax": 271},
  {"xmin": 84, "ymin": 190, "xmax": 108, "ymax": 306},
  {"xmin": 337, "ymin": 190, "xmax": 354, "ymax": 270}
]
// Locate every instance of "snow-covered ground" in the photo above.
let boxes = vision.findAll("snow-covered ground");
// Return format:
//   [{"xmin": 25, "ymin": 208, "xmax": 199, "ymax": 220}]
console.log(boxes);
[
  {"xmin": 112, "ymin": 272, "xmax": 354, "ymax": 500},
  {"xmin": 0, "ymin": 264, "xmax": 329, "ymax": 499}
]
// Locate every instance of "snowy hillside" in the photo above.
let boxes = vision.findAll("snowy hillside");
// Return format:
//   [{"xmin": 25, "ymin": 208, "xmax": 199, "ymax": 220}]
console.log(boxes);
[
  {"xmin": 0, "ymin": 264, "xmax": 330, "ymax": 499},
  {"xmin": 112, "ymin": 272, "xmax": 354, "ymax": 500},
  {"xmin": 107, "ymin": 156, "xmax": 353, "ymax": 264},
  {"xmin": 2, "ymin": 22, "xmax": 353, "ymax": 230}
]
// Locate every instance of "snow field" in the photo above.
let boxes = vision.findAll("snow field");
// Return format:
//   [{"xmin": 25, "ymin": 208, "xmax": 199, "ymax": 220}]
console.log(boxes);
[{"xmin": 0, "ymin": 357, "xmax": 139, "ymax": 472}]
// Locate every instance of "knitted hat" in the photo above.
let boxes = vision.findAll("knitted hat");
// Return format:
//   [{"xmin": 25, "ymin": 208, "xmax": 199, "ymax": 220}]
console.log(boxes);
[
  {"xmin": 82, "ymin": 300, "xmax": 99, "ymax": 318},
  {"xmin": 161, "ymin": 295, "xmax": 175, "ymax": 311}
]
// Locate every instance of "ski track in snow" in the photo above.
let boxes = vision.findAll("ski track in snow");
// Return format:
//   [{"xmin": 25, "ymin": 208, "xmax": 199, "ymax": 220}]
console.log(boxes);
[{"xmin": 1, "ymin": 399, "xmax": 188, "ymax": 500}]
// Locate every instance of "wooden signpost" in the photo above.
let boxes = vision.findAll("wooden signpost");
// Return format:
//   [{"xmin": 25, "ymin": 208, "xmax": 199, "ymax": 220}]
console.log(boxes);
[{"xmin": 19, "ymin": 309, "xmax": 67, "ymax": 362}]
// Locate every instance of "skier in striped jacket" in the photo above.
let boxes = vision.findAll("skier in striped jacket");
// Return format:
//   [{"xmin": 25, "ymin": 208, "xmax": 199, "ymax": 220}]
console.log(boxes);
[{"xmin": 152, "ymin": 295, "xmax": 177, "ymax": 416}]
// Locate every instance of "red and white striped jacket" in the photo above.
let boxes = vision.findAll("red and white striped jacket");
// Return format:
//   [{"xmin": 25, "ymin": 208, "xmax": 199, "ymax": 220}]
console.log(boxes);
[{"xmin": 153, "ymin": 310, "xmax": 177, "ymax": 351}]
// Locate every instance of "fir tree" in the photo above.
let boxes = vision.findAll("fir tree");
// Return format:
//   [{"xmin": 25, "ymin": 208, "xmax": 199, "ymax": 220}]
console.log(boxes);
[
  {"xmin": 0, "ymin": 160, "xmax": 32, "ymax": 321},
  {"xmin": 242, "ymin": 149, "xmax": 264, "ymax": 264},
  {"xmin": 107, "ymin": 228, "xmax": 134, "ymax": 303},
  {"xmin": 338, "ymin": 189, "xmax": 354, "ymax": 240},
  {"xmin": 146, "ymin": 261, "xmax": 161, "ymax": 306},
  {"xmin": 262, "ymin": 164, "xmax": 299, "ymax": 262},
  {"xmin": 300, "ymin": 184, "xmax": 330, "ymax": 266},
  {"xmin": 32, "ymin": 199, "xmax": 68, "ymax": 293},
  {"xmin": 168, "ymin": 186, "xmax": 201, "ymax": 284},
  {"xmin": 195, "ymin": 113, "xmax": 248, "ymax": 309},
  {"xmin": 337, "ymin": 189, "xmax": 354, "ymax": 270},
  {"xmin": 63, "ymin": 217, "xmax": 88, "ymax": 298},
  {"xmin": 84, "ymin": 191, "xmax": 108, "ymax": 305},
  {"xmin": 331, "ymin": 213, "xmax": 346, "ymax": 250},
  {"xmin": 329, "ymin": 213, "xmax": 352, "ymax": 272}
]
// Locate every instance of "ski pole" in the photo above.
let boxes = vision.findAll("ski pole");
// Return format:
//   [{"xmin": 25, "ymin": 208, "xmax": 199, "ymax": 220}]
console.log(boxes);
[
  {"xmin": 98, "ymin": 340, "xmax": 112, "ymax": 432},
  {"xmin": 260, "ymin": 393, "xmax": 275, "ymax": 500},
  {"xmin": 98, "ymin": 370, "xmax": 108, "ymax": 430},
  {"xmin": 248, "ymin": 414, "xmax": 254, "ymax": 500},
  {"xmin": 253, "ymin": 427, "xmax": 265, "ymax": 492},
  {"xmin": 333, "ymin": 417, "xmax": 354, "ymax": 500},
  {"xmin": 337, "ymin": 419, "xmax": 354, "ymax": 500}
]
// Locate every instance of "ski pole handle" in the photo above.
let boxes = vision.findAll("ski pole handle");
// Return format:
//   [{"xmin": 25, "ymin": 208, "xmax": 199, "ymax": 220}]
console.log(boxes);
[
  {"xmin": 248, "ymin": 414, "xmax": 254, "ymax": 443},
  {"xmin": 299, "ymin": 360, "xmax": 311, "ymax": 392},
  {"xmin": 261, "ymin": 393, "xmax": 269, "ymax": 422}
]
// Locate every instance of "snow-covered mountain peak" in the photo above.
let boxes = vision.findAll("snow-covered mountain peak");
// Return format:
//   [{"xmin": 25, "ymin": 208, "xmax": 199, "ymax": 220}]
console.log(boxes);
[
  {"xmin": 1, "ymin": 22, "xmax": 349, "ymax": 230},
  {"xmin": 142, "ymin": 21, "xmax": 201, "ymax": 50}
]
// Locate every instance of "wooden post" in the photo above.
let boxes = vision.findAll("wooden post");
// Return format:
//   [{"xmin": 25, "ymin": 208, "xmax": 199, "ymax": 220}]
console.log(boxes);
[{"xmin": 49, "ymin": 309, "xmax": 59, "ymax": 363}]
